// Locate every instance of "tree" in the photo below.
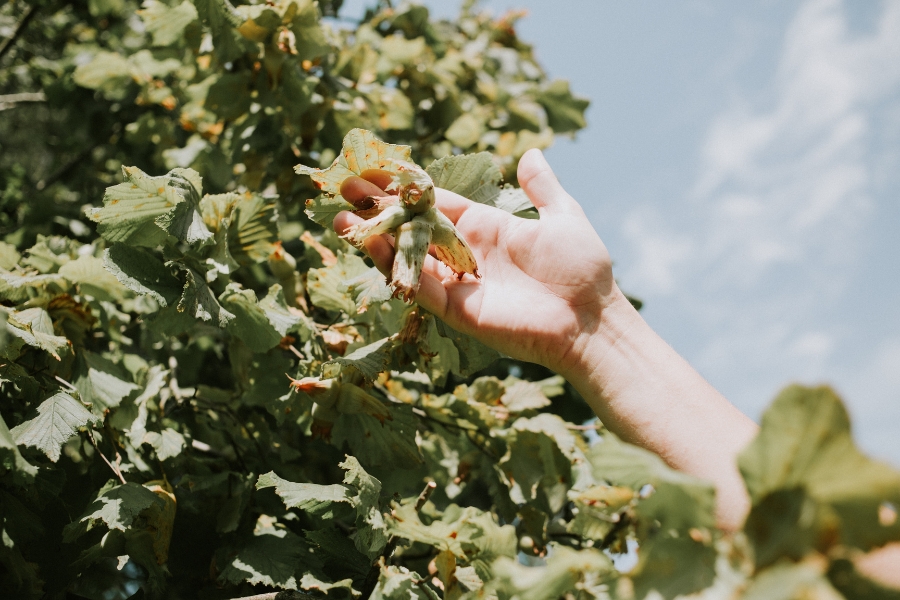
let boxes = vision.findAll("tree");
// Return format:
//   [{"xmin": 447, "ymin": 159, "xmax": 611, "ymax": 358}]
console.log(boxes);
[{"xmin": 0, "ymin": 1, "xmax": 897, "ymax": 599}]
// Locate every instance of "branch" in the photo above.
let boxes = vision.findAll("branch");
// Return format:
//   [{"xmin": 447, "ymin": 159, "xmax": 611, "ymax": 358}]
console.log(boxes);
[
  {"xmin": 87, "ymin": 429, "xmax": 127, "ymax": 485},
  {"xmin": 0, "ymin": 4, "xmax": 38, "ymax": 64},
  {"xmin": 0, "ymin": 91, "xmax": 46, "ymax": 111}
]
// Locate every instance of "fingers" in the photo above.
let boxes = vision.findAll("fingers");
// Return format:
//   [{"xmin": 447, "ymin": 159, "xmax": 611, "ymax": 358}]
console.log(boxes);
[
  {"xmin": 517, "ymin": 148, "xmax": 583, "ymax": 215},
  {"xmin": 333, "ymin": 211, "xmax": 394, "ymax": 273}
]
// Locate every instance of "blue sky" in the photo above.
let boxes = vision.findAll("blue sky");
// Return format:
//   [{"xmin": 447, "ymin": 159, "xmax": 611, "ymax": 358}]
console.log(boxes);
[{"xmin": 343, "ymin": 0, "xmax": 900, "ymax": 464}]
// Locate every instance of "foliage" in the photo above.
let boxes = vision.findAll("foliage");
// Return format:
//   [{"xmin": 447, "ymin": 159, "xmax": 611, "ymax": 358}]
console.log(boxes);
[{"xmin": 0, "ymin": 1, "xmax": 898, "ymax": 599}]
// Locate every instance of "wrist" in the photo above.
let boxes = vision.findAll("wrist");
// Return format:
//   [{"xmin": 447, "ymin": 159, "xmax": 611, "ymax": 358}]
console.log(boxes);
[{"xmin": 555, "ymin": 283, "xmax": 642, "ymax": 394}]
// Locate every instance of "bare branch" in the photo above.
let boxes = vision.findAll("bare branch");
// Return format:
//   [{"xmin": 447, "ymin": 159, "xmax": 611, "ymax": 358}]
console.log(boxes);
[{"xmin": 0, "ymin": 4, "xmax": 38, "ymax": 64}]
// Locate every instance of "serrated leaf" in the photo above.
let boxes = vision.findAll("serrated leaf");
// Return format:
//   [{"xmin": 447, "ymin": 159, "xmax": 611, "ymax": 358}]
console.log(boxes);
[
  {"xmin": 388, "ymin": 502, "xmax": 516, "ymax": 561},
  {"xmin": 492, "ymin": 545, "xmax": 613, "ymax": 600},
  {"xmin": 58, "ymin": 255, "xmax": 127, "ymax": 302},
  {"xmin": 339, "ymin": 266, "xmax": 392, "ymax": 314},
  {"xmin": 535, "ymin": 79, "xmax": 590, "ymax": 134},
  {"xmin": 260, "ymin": 284, "xmax": 309, "ymax": 339},
  {"xmin": 297, "ymin": 129, "xmax": 412, "ymax": 225},
  {"xmin": 5, "ymin": 307, "xmax": 69, "ymax": 360},
  {"xmin": 500, "ymin": 379, "xmax": 551, "ymax": 412},
  {"xmin": 434, "ymin": 318, "xmax": 500, "ymax": 376},
  {"xmin": 89, "ymin": 166, "xmax": 212, "ymax": 248},
  {"xmin": 340, "ymin": 455, "xmax": 388, "ymax": 558},
  {"xmin": 229, "ymin": 193, "xmax": 279, "ymax": 264},
  {"xmin": 217, "ymin": 525, "xmax": 321, "ymax": 590},
  {"xmin": 257, "ymin": 471, "xmax": 351, "ymax": 516},
  {"xmin": 308, "ymin": 252, "xmax": 370, "ymax": 314},
  {"xmin": 11, "ymin": 391, "xmax": 98, "ymax": 462},
  {"xmin": 370, "ymin": 565, "xmax": 431, "ymax": 600},
  {"xmin": 175, "ymin": 264, "xmax": 235, "ymax": 327},
  {"xmin": 73, "ymin": 482, "xmax": 165, "ymax": 536},
  {"xmin": 74, "ymin": 351, "xmax": 140, "ymax": 416},
  {"xmin": 0, "ymin": 241, "xmax": 21, "ymax": 270},
  {"xmin": 500, "ymin": 417, "xmax": 572, "ymax": 513},
  {"xmin": 103, "ymin": 244, "xmax": 182, "ymax": 306},
  {"xmin": 323, "ymin": 336, "xmax": 394, "ymax": 381},
  {"xmin": 143, "ymin": 428, "xmax": 186, "ymax": 460},
  {"xmin": 193, "ymin": 0, "xmax": 246, "ymax": 62},
  {"xmin": 426, "ymin": 152, "xmax": 501, "ymax": 198},
  {"xmin": 739, "ymin": 385, "xmax": 900, "ymax": 555},
  {"xmin": 332, "ymin": 403, "xmax": 423, "ymax": 469},
  {"xmin": 219, "ymin": 283, "xmax": 283, "ymax": 352},
  {"xmin": 305, "ymin": 526, "xmax": 371, "ymax": 578},
  {"xmin": 140, "ymin": 0, "xmax": 198, "ymax": 46}
]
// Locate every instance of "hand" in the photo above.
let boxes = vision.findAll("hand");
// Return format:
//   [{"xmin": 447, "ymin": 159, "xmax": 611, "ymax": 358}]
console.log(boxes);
[{"xmin": 333, "ymin": 149, "xmax": 627, "ymax": 377}]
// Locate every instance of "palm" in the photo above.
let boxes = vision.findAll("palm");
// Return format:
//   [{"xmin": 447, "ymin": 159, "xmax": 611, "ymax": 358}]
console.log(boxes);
[
  {"xmin": 431, "ymin": 195, "xmax": 614, "ymax": 371},
  {"xmin": 335, "ymin": 149, "xmax": 618, "ymax": 374}
]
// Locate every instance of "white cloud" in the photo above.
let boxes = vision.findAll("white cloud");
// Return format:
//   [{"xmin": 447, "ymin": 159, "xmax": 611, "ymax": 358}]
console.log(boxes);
[{"xmin": 621, "ymin": 0, "xmax": 900, "ymax": 458}]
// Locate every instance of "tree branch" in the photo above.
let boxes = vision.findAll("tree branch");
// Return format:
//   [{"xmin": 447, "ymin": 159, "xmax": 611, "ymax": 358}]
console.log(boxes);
[{"xmin": 0, "ymin": 4, "xmax": 38, "ymax": 64}]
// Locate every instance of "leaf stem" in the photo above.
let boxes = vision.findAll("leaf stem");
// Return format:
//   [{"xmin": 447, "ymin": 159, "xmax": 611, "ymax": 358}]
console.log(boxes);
[{"xmin": 87, "ymin": 429, "xmax": 126, "ymax": 485}]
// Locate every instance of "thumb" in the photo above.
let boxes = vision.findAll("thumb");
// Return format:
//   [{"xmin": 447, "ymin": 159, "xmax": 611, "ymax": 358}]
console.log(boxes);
[{"xmin": 517, "ymin": 149, "xmax": 582, "ymax": 215}]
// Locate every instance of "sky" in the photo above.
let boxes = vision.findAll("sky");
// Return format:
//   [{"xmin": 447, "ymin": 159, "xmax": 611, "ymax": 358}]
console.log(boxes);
[{"xmin": 342, "ymin": 0, "xmax": 900, "ymax": 465}]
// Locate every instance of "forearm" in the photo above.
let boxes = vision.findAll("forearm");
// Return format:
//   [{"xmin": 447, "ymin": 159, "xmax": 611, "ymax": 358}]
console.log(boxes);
[{"xmin": 563, "ymin": 285, "xmax": 758, "ymax": 530}]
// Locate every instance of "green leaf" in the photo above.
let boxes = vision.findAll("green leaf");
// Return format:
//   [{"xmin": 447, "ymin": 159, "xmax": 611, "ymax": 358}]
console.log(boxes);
[
  {"xmin": 5, "ymin": 307, "xmax": 69, "ymax": 360},
  {"xmin": 143, "ymin": 428, "xmax": 186, "ymax": 460},
  {"xmin": 589, "ymin": 433, "xmax": 716, "ymax": 534},
  {"xmin": 140, "ymin": 0, "xmax": 198, "ymax": 46},
  {"xmin": 434, "ymin": 318, "xmax": 500, "ymax": 377},
  {"xmin": 69, "ymin": 481, "xmax": 164, "ymax": 537},
  {"xmin": 88, "ymin": 166, "xmax": 212, "ymax": 248},
  {"xmin": 491, "ymin": 545, "xmax": 613, "ymax": 600},
  {"xmin": 11, "ymin": 391, "xmax": 98, "ymax": 462},
  {"xmin": 323, "ymin": 336, "xmax": 394, "ymax": 381},
  {"xmin": 426, "ymin": 152, "xmax": 502, "ymax": 199},
  {"xmin": 73, "ymin": 51, "xmax": 132, "ymax": 89},
  {"xmin": 257, "ymin": 471, "xmax": 351, "ymax": 516},
  {"xmin": 228, "ymin": 193, "xmax": 279, "ymax": 264},
  {"xmin": 332, "ymin": 404, "xmax": 423, "ymax": 469},
  {"xmin": 628, "ymin": 537, "xmax": 717, "ymax": 600},
  {"xmin": 175, "ymin": 265, "xmax": 235, "ymax": 327},
  {"xmin": 388, "ymin": 502, "xmax": 516, "ymax": 561},
  {"xmin": 193, "ymin": 0, "xmax": 246, "ymax": 62},
  {"xmin": 103, "ymin": 244, "xmax": 182, "ymax": 307},
  {"xmin": 340, "ymin": 455, "xmax": 389, "ymax": 558},
  {"xmin": 370, "ymin": 566, "xmax": 431, "ymax": 600},
  {"xmin": 535, "ymin": 79, "xmax": 590, "ymax": 134},
  {"xmin": 500, "ymin": 378, "xmax": 552, "ymax": 412},
  {"xmin": 58, "ymin": 255, "xmax": 127, "ymax": 302},
  {"xmin": 305, "ymin": 526, "xmax": 371, "ymax": 578},
  {"xmin": 339, "ymin": 266, "xmax": 393, "ymax": 314},
  {"xmin": 219, "ymin": 283, "xmax": 285, "ymax": 352},
  {"xmin": 739, "ymin": 385, "xmax": 900, "ymax": 553},
  {"xmin": 296, "ymin": 128, "xmax": 412, "ymax": 196},
  {"xmin": 500, "ymin": 417, "xmax": 573, "ymax": 513},
  {"xmin": 217, "ymin": 525, "xmax": 321, "ymax": 590},
  {"xmin": 308, "ymin": 252, "xmax": 370, "ymax": 314},
  {"xmin": 206, "ymin": 73, "xmax": 253, "ymax": 120},
  {"xmin": 0, "ymin": 413, "xmax": 37, "ymax": 483},
  {"xmin": 304, "ymin": 194, "xmax": 356, "ymax": 228},
  {"xmin": 741, "ymin": 561, "xmax": 842, "ymax": 600},
  {"xmin": 74, "ymin": 351, "xmax": 140, "ymax": 417},
  {"xmin": 445, "ymin": 113, "xmax": 484, "ymax": 148}
]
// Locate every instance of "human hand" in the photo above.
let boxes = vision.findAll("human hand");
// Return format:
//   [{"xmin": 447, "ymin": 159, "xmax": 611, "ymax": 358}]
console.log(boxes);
[{"xmin": 333, "ymin": 149, "xmax": 627, "ymax": 377}]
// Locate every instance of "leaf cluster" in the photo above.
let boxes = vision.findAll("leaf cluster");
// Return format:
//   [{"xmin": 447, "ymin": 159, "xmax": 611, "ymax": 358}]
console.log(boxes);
[{"xmin": 0, "ymin": 1, "xmax": 898, "ymax": 600}]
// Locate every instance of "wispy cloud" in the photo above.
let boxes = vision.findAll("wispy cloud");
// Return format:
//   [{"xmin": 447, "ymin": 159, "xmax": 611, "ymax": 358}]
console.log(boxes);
[{"xmin": 621, "ymin": 0, "xmax": 900, "ymax": 460}]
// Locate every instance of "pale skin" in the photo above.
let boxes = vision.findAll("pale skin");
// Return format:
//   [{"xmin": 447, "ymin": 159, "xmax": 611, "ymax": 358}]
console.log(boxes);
[{"xmin": 334, "ymin": 148, "xmax": 900, "ymax": 586}]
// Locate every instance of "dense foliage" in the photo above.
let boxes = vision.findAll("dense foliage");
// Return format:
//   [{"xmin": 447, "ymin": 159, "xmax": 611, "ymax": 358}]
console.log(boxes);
[{"xmin": 1, "ymin": 1, "xmax": 899, "ymax": 599}]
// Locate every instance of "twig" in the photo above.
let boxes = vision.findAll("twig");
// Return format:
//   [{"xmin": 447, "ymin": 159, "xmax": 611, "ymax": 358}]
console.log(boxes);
[
  {"xmin": 0, "ymin": 3, "xmax": 38, "ymax": 64},
  {"xmin": 0, "ymin": 91, "xmax": 46, "ymax": 111},
  {"xmin": 87, "ymin": 430, "xmax": 126, "ymax": 485},
  {"xmin": 565, "ymin": 423, "xmax": 602, "ymax": 431},
  {"xmin": 415, "ymin": 481, "xmax": 436, "ymax": 511}
]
